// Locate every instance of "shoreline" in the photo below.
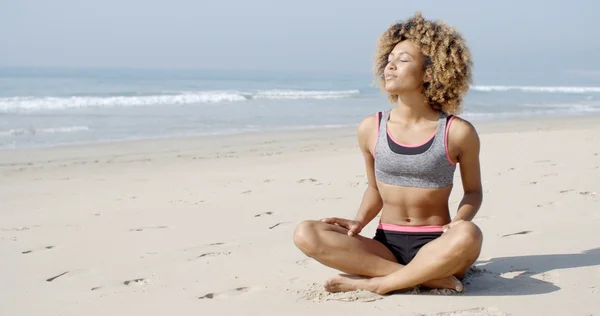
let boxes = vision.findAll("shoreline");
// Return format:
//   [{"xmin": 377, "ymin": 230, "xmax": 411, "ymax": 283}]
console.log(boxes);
[{"xmin": 2, "ymin": 113, "xmax": 600, "ymax": 166}]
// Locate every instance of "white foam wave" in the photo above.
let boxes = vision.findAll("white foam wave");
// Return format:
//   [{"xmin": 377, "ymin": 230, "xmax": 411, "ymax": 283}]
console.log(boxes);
[
  {"xmin": 0, "ymin": 126, "xmax": 90, "ymax": 137},
  {"xmin": 523, "ymin": 103, "xmax": 600, "ymax": 111},
  {"xmin": 0, "ymin": 89, "xmax": 360, "ymax": 112},
  {"xmin": 471, "ymin": 85, "xmax": 600, "ymax": 93},
  {"xmin": 462, "ymin": 107, "xmax": 600, "ymax": 120},
  {"xmin": 0, "ymin": 93, "xmax": 246, "ymax": 111},
  {"xmin": 252, "ymin": 90, "xmax": 360, "ymax": 100}
]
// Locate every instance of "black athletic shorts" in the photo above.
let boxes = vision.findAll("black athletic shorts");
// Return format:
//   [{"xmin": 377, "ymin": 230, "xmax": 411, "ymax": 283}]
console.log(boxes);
[{"xmin": 373, "ymin": 224, "xmax": 443, "ymax": 265}]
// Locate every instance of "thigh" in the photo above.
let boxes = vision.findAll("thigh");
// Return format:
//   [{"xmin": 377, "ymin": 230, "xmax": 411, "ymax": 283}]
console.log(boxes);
[
  {"xmin": 412, "ymin": 221, "xmax": 483, "ymax": 278},
  {"xmin": 322, "ymin": 222, "xmax": 399, "ymax": 264}
]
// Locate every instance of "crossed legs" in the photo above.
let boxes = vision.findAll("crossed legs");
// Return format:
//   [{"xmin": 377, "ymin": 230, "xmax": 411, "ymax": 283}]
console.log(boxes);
[{"xmin": 293, "ymin": 220, "xmax": 482, "ymax": 295}]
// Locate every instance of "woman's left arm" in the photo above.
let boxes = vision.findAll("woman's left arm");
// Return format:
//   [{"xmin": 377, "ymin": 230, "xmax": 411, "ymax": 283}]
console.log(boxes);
[{"xmin": 450, "ymin": 119, "xmax": 483, "ymax": 224}]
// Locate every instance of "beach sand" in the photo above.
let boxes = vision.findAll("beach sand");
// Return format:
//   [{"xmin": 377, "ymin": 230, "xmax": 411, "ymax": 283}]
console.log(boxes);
[{"xmin": 1, "ymin": 115, "xmax": 599, "ymax": 316}]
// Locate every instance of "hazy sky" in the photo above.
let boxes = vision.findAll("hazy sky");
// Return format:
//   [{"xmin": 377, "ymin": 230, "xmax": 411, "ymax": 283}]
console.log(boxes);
[{"xmin": 1, "ymin": 0, "xmax": 598, "ymax": 84}]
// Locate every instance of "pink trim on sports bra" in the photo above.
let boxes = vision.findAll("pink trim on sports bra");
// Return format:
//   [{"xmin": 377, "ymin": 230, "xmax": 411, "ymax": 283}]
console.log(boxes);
[{"xmin": 444, "ymin": 116, "xmax": 457, "ymax": 165}]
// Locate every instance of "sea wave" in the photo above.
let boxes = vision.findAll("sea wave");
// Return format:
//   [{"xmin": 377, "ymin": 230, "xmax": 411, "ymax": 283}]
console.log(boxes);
[
  {"xmin": 0, "ymin": 89, "xmax": 361, "ymax": 112},
  {"xmin": 0, "ymin": 126, "xmax": 90, "ymax": 137},
  {"xmin": 472, "ymin": 85, "xmax": 600, "ymax": 93}
]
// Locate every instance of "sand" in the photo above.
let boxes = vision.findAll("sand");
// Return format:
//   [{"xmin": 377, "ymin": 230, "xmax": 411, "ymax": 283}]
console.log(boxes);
[{"xmin": 1, "ymin": 115, "xmax": 599, "ymax": 316}]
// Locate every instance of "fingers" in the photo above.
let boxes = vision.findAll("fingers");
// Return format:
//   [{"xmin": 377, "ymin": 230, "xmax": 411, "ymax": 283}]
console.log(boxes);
[
  {"xmin": 348, "ymin": 223, "xmax": 363, "ymax": 236},
  {"xmin": 321, "ymin": 217, "xmax": 339, "ymax": 223},
  {"xmin": 321, "ymin": 217, "xmax": 346, "ymax": 226},
  {"xmin": 321, "ymin": 218, "xmax": 355, "ymax": 232},
  {"xmin": 321, "ymin": 218, "xmax": 362, "ymax": 236}
]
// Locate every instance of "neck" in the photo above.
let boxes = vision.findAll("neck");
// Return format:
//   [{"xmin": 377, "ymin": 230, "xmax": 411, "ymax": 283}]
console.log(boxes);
[{"xmin": 393, "ymin": 92, "xmax": 439, "ymax": 123}]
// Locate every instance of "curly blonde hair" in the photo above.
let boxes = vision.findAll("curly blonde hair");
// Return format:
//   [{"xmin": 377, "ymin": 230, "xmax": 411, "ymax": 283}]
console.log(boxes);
[{"xmin": 373, "ymin": 12, "xmax": 473, "ymax": 114}]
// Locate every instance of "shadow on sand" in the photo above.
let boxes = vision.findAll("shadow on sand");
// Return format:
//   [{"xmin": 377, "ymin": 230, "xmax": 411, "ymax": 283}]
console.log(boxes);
[{"xmin": 453, "ymin": 247, "xmax": 600, "ymax": 296}]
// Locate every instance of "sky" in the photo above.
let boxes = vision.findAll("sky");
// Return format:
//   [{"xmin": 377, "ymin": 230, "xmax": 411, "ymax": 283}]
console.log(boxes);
[{"xmin": 1, "ymin": 0, "xmax": 599, "ymax": 84}]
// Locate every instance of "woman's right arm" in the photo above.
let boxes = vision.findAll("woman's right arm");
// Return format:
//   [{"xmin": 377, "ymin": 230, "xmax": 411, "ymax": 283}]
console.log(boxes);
[
  {"xmin": 321, "ymin": 114, "xmax": 383, "ymax": 236},
  {"xmin": 353, "ymin": 115, "xmax": 383, "ymax": 228}
]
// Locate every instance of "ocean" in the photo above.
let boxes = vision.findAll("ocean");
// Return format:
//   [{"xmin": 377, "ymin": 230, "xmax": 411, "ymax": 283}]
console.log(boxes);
[{"xmin": 1, "ymin": 68, "xmax": 600, "ymax": 149}]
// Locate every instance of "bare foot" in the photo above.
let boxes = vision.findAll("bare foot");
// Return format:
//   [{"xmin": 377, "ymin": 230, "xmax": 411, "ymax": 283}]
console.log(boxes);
[
  {"xmin": 324, "ymin": 274, "xmax": 464, "ymax": 294},
  {"xmin": 422, "ymin": 275, "xmax": 464, "ymax": 292},
  {"xmin": 324, "ymin": 274, "xmax": 375, "ymax": 293}
]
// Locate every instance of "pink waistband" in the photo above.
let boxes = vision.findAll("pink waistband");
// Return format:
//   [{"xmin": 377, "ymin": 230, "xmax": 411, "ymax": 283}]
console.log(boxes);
[{"xmin": 377, "ymin": 222, "xmax": 444, "ymax": 233}]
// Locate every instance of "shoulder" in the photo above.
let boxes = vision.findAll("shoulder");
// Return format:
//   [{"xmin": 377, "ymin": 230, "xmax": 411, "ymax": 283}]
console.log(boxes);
[
  {"xmin": 357, "ymin": 112, "xmax": 379, "ymax": 135},
  {"xmin": 357, "ymin": 111, "xmax": 381, "ymax": 150},
  {"xmin": 448, "ymin": 116, "xmax": 480, "ymax": 155}
]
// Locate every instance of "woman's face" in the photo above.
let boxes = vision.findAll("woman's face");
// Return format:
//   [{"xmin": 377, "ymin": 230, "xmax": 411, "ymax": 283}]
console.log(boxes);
[{"xmin": 383, "ymin": 40, "xmax": 427, "ymax": 95}]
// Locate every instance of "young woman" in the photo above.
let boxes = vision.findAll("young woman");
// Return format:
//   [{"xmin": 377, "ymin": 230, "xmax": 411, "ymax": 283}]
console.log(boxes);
[{"xmin": 293, "ymin": 12, "xmax": 483, "ymax": 294}]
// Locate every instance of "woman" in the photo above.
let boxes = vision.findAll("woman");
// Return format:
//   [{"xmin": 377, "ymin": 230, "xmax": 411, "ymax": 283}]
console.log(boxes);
[{"xmin": 293, "ymin": 12, "xmax": 483, "ymax": 295}]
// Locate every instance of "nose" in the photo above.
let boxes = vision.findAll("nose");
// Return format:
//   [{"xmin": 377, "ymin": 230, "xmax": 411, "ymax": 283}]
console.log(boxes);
[{"xmin": 385, "ymin": 61, "xmax": 396, "ymax": 71}]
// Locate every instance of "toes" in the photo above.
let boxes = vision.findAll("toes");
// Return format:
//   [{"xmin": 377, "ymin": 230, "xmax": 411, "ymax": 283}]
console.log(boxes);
[
  {"xmin": 323, "ymin": 277, "xmax": 342, "ymax": 292},
  {"xmin": 449, "ymin": 276, "xmax": 465, "ymax": 292}
]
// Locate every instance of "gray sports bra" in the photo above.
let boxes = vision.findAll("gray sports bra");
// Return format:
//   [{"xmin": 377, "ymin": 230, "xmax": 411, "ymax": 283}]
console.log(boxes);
[{"xmin": 374, "ymin": 110, "xmax": 457, "ymax": 188}]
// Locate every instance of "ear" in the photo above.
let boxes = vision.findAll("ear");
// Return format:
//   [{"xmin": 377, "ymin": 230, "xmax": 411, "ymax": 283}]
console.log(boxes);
[{"xmin": 423, "ymin": 72, "xmax": 432, "ymax": 83}]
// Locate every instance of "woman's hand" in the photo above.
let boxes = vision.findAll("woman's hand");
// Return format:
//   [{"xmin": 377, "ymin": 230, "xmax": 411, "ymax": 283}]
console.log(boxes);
[
  {"xmin": 321, "ymin": 217, "xmax": 364, "ymax": 236},
  {"xmin": 442, "ymin": 219, "xmax": 465, "ymax": 233}
]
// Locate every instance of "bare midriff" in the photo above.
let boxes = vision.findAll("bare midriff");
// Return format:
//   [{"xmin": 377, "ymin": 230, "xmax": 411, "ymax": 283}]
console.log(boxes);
[{"xmin": 377, "ymin": 181, "xmax": 453, "ymax": 226}]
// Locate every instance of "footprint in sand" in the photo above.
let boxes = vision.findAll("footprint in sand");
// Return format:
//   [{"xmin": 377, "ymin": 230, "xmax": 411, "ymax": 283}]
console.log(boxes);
[
  {"xmin": 189, "ymin": 251, "xmax": 232, "ymax": 261},
  {"xmin": 46, "ymin": 269, "xmax": 96, "ymax": 283},
  {"xmin": 91, "ymin": 277, "xmax": 150, "ymax": 291},
  {"xmin": 183, "ymin": 241, "xmax": 232, "ymax": 252},
  {"xmin": 295, "ymin": 258, "xmax": 317, "ymax": 267},
  {"xmin": 536, "ymin": 201, "xmax": 554, "ymax": 208},
  {"xmin": 501, "ymin": 230, "xmax": 533, "ymax": 238},
  {"xmin": 269, "ymin": 222, "xmax": 292, "ymax": 230},
  {"xmin": 423, "ymin": 307, "xmax": 508, "ymax": 316},
  {"xmin": 207, "ymin": 242, "xmax": 226, "ymax": 246},
  {"xmin": 169, "ymin": 199, "xmax": 205, "ymax": 205},
  {"xmin": 542, "ymin": 173, "xmax": 558, "ymax": 177},
  {"xmin": 258, "ymin": 152, "xmax": 282, "ymax": 157},
  {"xmin": 1, "ymin": 226, "xmax": 36, "ymax": 232},
  {"xmin": 46, "ymin": 271, "xmax": 69, "ymax": 282},
  {"xmin": 22, "ymin": 245, "xmax": 55, "ymax": 254},
  {"xmin": 184, "ymin": 241, "xmax": 235, "ymax": 262},
  {"xmin": 298, "ymin": 178, "xmax": 318, "ymax": 184},
  {"xmin": 129, "ymin": 226, "xmax": 169, "ymax": 232},
  {"xmin": 254, "ymin": 211, "xmax": 275, "ymax": 217},
  {"xmin": 316, "ymin": 197, "xmax": 343, "ymax": 202},
  {"xmin": 579, "ymin": 191, "xmax": 597, "ymax": 198},
  {"xmin": 123, "ymin": 278, "xmax": 150, "ymax": 286},
  {"xmin": 198, "ymin": 286, "xmax": 263, "ymax": 299}
]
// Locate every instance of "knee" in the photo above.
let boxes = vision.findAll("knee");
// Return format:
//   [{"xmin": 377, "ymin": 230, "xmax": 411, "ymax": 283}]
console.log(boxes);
[
  {"xmin": 449, "ymin": 221, "xmax": 483, "ymax": 253},
  {"xmin": 293, "ymin": 220, "xmax": 322, "ymax": 255}
]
